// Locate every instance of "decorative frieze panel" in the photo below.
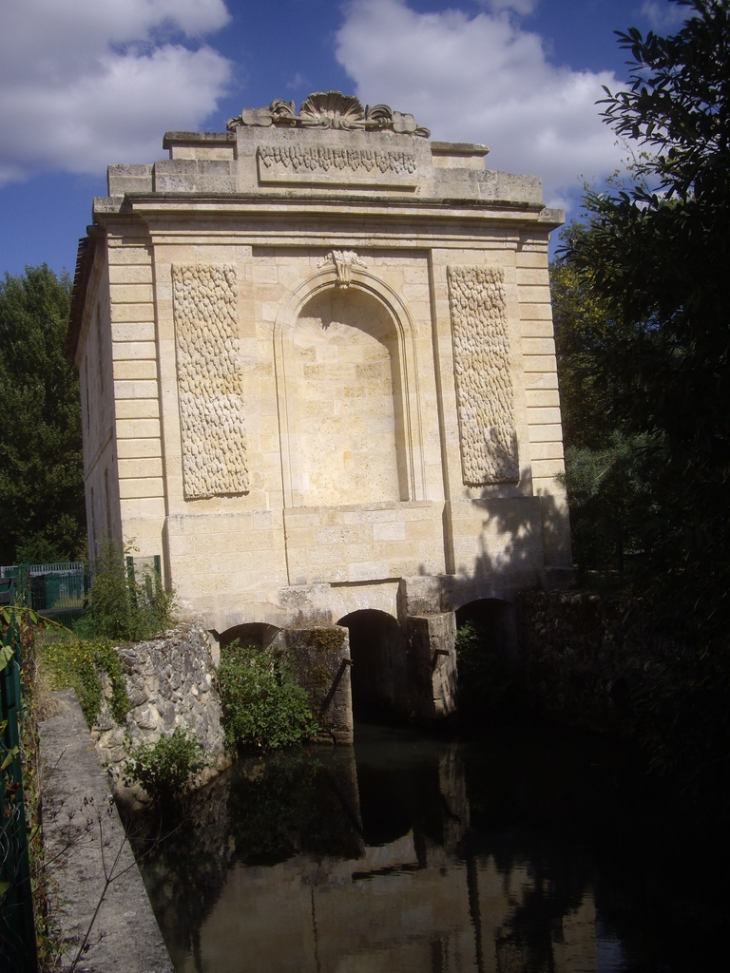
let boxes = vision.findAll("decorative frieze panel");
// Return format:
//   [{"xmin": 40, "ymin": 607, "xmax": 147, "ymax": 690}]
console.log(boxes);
[
  {"xmin": 257, "ymin": 145, "xmax": 418, "ymax": 187},
  {"xmin": 447, "ymin": 266, "xmax": 519, "ymax": 485},
  {"xmin": 172, "ymin": 265, "xmax": 249, "ymax": 499}
]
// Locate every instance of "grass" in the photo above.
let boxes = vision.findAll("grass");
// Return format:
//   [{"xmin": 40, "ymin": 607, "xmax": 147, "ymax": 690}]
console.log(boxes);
[{"xmin": 38, "ymin": 631, "xmax": 130, "ymax": 727}]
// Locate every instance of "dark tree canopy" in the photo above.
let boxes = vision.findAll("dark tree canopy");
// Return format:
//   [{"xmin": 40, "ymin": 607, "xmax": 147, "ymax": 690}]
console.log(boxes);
[
  {"xmin": 0, "ymin": 266, "xmax": 85, "ymax": 565},
  {"xmin": 563, "ymin": 0, "xmax": 730, "ymax": 631}
]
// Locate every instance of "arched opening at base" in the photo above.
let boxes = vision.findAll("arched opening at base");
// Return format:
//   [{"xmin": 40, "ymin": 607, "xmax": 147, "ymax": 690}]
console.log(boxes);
[
  {"xmin": 218, "ymin": 622, "xmax": 281, "ymax": 651},
  {"xmin": 337, "ymin": 609, "xmax": 408, "ymax": 722},
  {"xmin": 455, "ymin": 598, "xmax": 519, "ymax": 722},
  {"xmin": 455, "ymin": 598, "xmax": 518, "ymax": 668}
]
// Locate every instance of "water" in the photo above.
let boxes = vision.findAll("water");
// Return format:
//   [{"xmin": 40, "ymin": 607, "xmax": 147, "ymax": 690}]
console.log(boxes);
[{"xmin": 129, "ymin": 722, "xmax": 728, "ymax": 972}]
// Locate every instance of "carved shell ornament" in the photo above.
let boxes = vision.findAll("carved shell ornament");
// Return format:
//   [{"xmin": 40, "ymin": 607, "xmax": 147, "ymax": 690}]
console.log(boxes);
[{"xmin": 228, "ymin": 91, "xmax": 430, "ymax": 138}]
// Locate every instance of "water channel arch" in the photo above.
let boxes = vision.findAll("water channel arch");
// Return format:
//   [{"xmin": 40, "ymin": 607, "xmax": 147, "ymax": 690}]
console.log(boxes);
[
  {"xmin": 455, "ymin": 597, "xmax": 519, "ymax": 669},
  {"xmin": 218, "ymin": 622, "xmax": 281, "ymax": 651},
  {"xmin": 337, "ymin": 609, "xmax": 409, "ymax": 720}
]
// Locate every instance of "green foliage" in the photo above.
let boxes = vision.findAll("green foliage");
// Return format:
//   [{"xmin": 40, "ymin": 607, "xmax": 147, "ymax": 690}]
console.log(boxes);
[
  {"xmin": 562, "ymin": 0, "xmax": 730, "ymax": 631},
  {"xmin": 561, "ymin": 433, "xmax": 657, "ymax": 582},
  {"xmin": 632, "ymin": 641, "xmax": 730, "ymax": 816},
  {"xmin": 40, "ymin": 635, "xmax": 130, "ymax": 726},
  {"xmin": 0, "ymin": 266, "xmax": 84, "ymax": 564},
  {"xmin": 217, "ymin": 641, "xmax": 319, "ymax": 751},
  {"xmin": 455, "ymin": 622, "xmax": 521, "ymax": 723},
  {"xmin": 125, "ymin": 728, "xmax": 205, "ymax": 806},
  {"xmin": 551, "ymin": 259, "xmax": 627, "ymax": 452},
  {"xmin": 85, "ymin": 541, "xmax": 176, "ymax": 642},
  {"xmin": 552, "ymin": 1, "xmax": 730, "ymax": 814},
  {"xmin": 552, "ymin": 256, "xmax": 659, "ymax": 581}
]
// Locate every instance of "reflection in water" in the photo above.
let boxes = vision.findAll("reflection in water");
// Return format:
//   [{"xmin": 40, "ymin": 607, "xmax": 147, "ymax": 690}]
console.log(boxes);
[{"xmin": 128, "ymin": 723, "xmax": 727, "ymax": 973}]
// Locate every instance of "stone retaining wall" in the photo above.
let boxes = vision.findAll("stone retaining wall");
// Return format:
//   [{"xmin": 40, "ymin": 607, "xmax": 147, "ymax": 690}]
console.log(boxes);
[{"xmin": 91, "ymin": 621, "xmax": 229, "ymax": 804}]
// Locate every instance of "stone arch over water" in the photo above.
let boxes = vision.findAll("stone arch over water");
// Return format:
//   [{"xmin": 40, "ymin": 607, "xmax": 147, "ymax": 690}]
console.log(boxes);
[
  {"xmin": 455, "ymin": 597, "xmax": 518, "ymax": 669},
  {"xmin": 337, "ymin": 609, "xmax": 409, "ymax": 720},
  {"xmin": 217, "ymin": 621, "xmax": 281, "ymax": 650}
]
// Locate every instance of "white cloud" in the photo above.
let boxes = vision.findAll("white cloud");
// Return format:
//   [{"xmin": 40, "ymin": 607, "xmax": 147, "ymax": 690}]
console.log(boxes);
[
  {"xmin": 335, "ymin": 0, "xmax": 626, "ymax": 208},
  {"xmin": 481, "ymin": 0, "xmax": 538, "ymax": 15},
  {"xmin": 0, "ymin": 0, "xmax": 232, "ymax": 185},
  {"xmin": 640, "ymin": 1, "xmax": 689, "ymax": 31}
]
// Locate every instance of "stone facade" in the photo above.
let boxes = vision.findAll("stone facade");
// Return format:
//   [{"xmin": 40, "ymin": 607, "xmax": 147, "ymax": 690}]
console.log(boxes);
[{"xmin": 69, "ymin": 92, "xmax": 571, "ymax": 723}]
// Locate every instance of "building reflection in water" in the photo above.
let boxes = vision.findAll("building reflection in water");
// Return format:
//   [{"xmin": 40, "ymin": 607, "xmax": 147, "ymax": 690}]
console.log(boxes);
[{"xmin": 131, "ymin": 725, "xmax": 615, "ymax": 973}]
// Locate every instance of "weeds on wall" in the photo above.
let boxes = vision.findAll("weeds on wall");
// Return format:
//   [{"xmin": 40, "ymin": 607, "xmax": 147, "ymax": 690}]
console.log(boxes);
[
  {"xmin": 37, "ymin": 544, "xmax": 175, "ymax": 728},
  {"xmin": 218, "ymin": 641, "xmax": 319, "ymax": 751},
  {"xmin": 1, "ymin": 606, "xmax": 67, "ymax": 972},
  {"xmin": 40, "ymin": 636, "xmax": 130, "ymax": 727},
  {"xmin": 124, "ymin": 728, "xmax": 205, "ymax": 807}
]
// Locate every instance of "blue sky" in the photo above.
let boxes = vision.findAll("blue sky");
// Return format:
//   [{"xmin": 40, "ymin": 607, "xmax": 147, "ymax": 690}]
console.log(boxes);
[{"xmin": 0, "ymin": 0, "xmax": 689, "ymax": 279}]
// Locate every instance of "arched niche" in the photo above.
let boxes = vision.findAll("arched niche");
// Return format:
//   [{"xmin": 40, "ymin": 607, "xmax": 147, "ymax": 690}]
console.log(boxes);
[{"xmin": 274, "ymin": 266, "xmax": 424, "ymax": 508}]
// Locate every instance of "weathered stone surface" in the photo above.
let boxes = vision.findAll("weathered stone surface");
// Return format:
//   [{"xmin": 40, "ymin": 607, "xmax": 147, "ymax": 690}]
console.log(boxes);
[
  {"xmin": 405, "ymin": 613, "xmax": 458, "ymax": 720},
  {"xmin": 39, "ymin": 690, "xmax": 174, "ymax": 973},
  {"xmin": 91, "ymin": 622, "xmax": 229, "ymax": 803},
  {"xmin": 283, "ymin": 626, "xmax": 354, "ymax": 744},
  {"xmin": 172, "ymin": 263, "xmax": 248, "ymax": 499}
]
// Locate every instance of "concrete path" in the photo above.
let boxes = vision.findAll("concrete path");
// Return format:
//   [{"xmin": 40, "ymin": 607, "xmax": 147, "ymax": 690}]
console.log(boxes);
[{"xmin": 39, "ymin": 690, "xmax": 174, "ymax": 973}]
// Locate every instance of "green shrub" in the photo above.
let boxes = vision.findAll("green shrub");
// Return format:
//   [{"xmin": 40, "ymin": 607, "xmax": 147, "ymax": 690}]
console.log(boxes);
[
  {"xmin": 86, "ymin": 541, "xmax": 176, "ymax": 642},
  {"xmin": 125, "ymin": 728, "xmax": 205, "ymax": 805},
  {"xmin": 218, "ymin": 641, "xmax": 319, "ymax": 751}
]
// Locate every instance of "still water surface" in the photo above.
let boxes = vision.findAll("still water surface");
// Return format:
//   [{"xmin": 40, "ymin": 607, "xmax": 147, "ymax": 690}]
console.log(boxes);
[{"xmin": 129, "ymin": 723, "xmax": 727, "ymax": 972}]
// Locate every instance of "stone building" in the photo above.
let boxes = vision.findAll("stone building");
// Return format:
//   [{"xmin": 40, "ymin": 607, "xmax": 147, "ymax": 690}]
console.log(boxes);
[{"xmin": 68, "ymin": 92, "xmax": 571, "ymax": 729}]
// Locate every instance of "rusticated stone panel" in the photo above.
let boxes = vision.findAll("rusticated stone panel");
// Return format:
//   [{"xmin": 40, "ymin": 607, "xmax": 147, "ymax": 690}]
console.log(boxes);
[
  {"xmin": 447, "ymin": 266, "xmax": 519, "ymax": 484},
  {"xmin": 172, "ymin": 264, "xmax": 249, "ymax": 499}
]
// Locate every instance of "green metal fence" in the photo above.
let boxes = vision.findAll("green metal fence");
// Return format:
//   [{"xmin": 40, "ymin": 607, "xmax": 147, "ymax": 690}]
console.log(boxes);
[
  {"xmin": 0, "ymin": 603, "xmax": 39, "ymax": 972},
  {"xmin": 0, "ymin": 562, "xmax": 89, "ymax": 629}
]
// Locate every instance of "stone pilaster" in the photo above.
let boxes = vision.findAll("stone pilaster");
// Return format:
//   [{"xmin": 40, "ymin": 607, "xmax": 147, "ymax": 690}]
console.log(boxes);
[{"xmin": 405, "ymin": 612, "xmax": 458, "ymax": 721}]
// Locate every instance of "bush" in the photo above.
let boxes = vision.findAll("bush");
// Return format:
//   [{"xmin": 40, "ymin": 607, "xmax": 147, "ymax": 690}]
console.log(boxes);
[
  {"xmin": 86, "ymin": 541, "xmax": 176, "ymax": 642},
  {"xmin": 125, "ymin": 728, "xmax": 205, "ymax": 805},
  {"xmin": 217, "ymin": 641, "xmax": 318, "ymax": 751}
]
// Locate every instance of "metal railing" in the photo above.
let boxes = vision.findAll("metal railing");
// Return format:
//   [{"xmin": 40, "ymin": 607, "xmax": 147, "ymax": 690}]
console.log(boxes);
[
  {"xmin": 0, "ymin": 602, "xmax": 39, "ymax": 972},
  {"xmin": 0, "ymin": 562, "xmax": 89, "ymax": 628}
]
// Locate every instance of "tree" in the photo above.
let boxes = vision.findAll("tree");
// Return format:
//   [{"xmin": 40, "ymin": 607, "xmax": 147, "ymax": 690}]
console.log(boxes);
[
  {"xmin": 551, "ymin": 257, "xmax": 657, "ymax": 583},
  {"xmin": 564, "ymin": 0, "xmax": 730, "ymax": 632},
  {"xmin": 0, "ymin": 266, "xmax": 85, "ymax": 565}
]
